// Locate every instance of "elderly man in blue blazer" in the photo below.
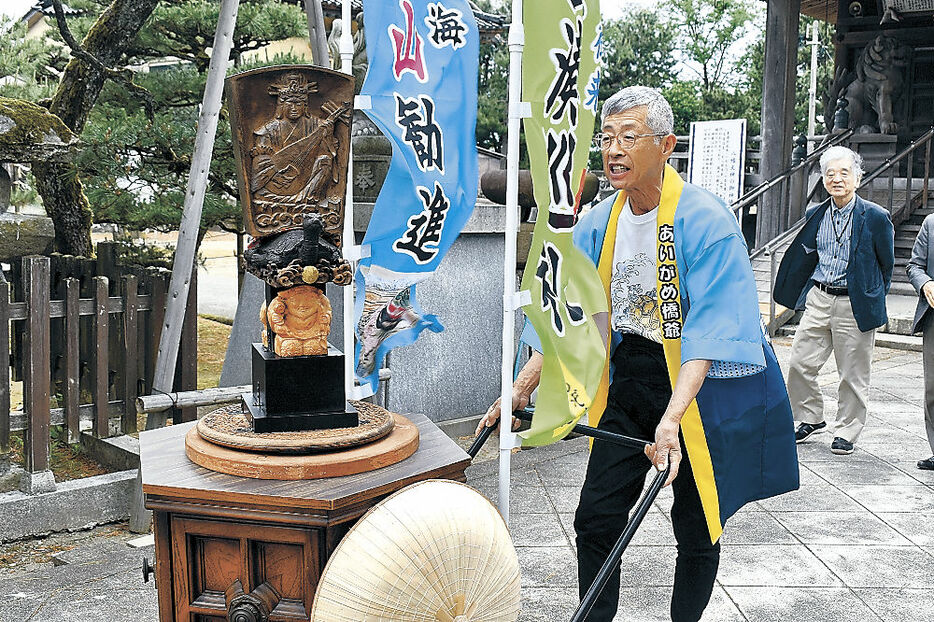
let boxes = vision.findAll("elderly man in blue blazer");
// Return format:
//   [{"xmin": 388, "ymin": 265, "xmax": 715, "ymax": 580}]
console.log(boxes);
[
  {"xmin": 907, "ymin": 213, "xmax": 934, "ymax": 470},
  {"xmin": 774, "ymin": 146, "xmax": 895, "ymax": 455}
]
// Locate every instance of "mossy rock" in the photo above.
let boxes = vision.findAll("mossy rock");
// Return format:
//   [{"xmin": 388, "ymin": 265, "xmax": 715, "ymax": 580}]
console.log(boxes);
[
  {"xmin": 0, "ymin": 97, "xmax": 78, "ymax": 163},
  {"xmin": 0, "ymin": 212, "xmax": 55, "ymax": 261}
]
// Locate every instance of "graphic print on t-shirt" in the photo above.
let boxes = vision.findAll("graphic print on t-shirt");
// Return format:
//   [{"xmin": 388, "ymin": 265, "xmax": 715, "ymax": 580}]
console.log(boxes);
[{"xmin": 610, "ymin": 252, "xmax": 662, "ymax": 343}]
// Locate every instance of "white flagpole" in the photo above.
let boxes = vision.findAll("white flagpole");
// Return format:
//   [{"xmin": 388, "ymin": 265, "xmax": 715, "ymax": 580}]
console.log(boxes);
[
  {"xmin": 340, "ymin": 0, "xmax": 355, "ymax": 400},
  {"xmin": 499, "ymin": 0, "xmax": 524, "ymax": 523}
]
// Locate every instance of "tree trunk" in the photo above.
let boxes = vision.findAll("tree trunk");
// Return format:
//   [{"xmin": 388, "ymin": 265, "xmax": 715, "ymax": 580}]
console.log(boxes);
[{"xmin": 33, "ymin": 0, "xmax": 161, "ymax": 256}]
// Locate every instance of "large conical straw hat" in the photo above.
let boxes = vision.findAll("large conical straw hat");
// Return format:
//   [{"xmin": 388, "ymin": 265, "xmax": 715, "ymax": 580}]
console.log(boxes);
[{"xmin": 311, "ymin": 480, "xmax": 521, "ymax": 621}]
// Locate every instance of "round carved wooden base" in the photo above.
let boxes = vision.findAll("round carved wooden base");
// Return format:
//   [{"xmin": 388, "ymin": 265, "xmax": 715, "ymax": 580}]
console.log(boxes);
[
  {"xmin": 185, "ymin": 413, "xmax": 420, "ymax": 480},
  {"xmin": 196, "ymin": 401, "xmax": 394, "ymax": 454}
]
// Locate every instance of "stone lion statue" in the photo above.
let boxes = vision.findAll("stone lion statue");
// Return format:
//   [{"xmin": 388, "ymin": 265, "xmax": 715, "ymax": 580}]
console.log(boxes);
[{"xmin": 828, "ymin": 34, "xmax": 910, "ymax": 135}]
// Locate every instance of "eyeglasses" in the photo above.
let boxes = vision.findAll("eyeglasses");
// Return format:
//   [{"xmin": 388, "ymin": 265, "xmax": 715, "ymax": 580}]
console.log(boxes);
[
  {"xmin": 593, "ymin": 131, "xmax": 669, "ymax": 151},
  {"xmin": 823, "ymin": 170, "xmax": 852, "ymax": 180}
]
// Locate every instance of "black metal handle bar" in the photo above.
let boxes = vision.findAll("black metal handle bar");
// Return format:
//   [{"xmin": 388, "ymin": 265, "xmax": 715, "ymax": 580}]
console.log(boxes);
[
  {"xmin": 512, "ymin": 410, "xmax": 652, "ymax": 451},
  {"xmin": 569, "ymin": 464, "xmax": 670, "ymax": 622},
  {"xmin": 467, "ymin": 420, "xmax": 498, "ymax": 459},
  {"xmin": 466, "ymin": 409, "xmax": 668, "ymax": 622}
]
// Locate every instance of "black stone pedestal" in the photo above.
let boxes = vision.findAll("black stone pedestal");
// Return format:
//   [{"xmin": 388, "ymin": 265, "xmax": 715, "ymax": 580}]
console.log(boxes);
[{"xmin": 243, "ymin": 343, "xmax": 359, "ymax": 432}]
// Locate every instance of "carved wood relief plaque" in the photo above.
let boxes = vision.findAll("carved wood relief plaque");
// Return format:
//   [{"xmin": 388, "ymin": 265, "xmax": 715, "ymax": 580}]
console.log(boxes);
[{"xmin": 227, "ymin": 65, "xmax": 353, "ymax": 243}]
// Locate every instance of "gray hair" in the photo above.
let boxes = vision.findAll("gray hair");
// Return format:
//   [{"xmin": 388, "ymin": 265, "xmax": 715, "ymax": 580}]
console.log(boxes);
[
  {"xmin": 601, "ymin": 86, "xmax": 674, "ymax": 139},
  {"xmin": 820, "ymin": 146, "xmax": 864, "ymax": 180}
]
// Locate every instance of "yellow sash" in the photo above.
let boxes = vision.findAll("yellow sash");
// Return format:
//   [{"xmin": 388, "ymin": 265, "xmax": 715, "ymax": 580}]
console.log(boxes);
[{"xmin": 592, "ymin": 164, "xmax": 723, "ymax": 543}]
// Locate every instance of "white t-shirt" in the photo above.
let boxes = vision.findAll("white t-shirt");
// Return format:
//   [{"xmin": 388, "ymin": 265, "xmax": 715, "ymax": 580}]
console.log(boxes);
[{"xmin": 610, "ymin": 199, "xmax": 663, "ymax": 343}]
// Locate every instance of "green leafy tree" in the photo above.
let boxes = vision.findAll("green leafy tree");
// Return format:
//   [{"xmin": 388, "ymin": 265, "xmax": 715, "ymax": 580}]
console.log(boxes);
[
  {"xmin": 29, "ymin": 0, "xmax": 163, "ymax": 256},
  {"xmin": 72, "ymin": 0, "xmax": 307, "ymax": 244},
  {"xmin": 598, "ymin": 10, "xmax": 676, "ymax": 100},
  {"xmin": 0, "ymin": 15, "xmax": 64, "ymax": 101},
  {"xmin": 665, "ymin": 0, "xmax": 756, "ymax": 93}
]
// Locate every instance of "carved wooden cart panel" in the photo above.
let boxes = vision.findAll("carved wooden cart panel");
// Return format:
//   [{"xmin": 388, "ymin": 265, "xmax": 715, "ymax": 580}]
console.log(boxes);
[{"xmin": 170, "ymin": 516, "xmax": 319, "ymax": 621}]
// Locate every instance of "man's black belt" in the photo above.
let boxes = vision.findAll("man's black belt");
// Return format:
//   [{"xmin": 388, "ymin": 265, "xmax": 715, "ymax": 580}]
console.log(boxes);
[{"xmin": 813, "ymin": 280, "xmax": 848, "ymax": 296}]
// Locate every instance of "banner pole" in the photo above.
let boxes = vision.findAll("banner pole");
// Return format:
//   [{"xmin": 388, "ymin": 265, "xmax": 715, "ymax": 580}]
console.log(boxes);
[
  {"xmin": 499, "ymin": 0, "xmax": 524, "ymax": 523},
  {"xmin": 340, "ymin": 0, "xmax": 355, "ymax": 400}
]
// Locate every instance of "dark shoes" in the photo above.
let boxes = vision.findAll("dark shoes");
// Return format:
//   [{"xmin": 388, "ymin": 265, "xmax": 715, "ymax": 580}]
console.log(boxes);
[
  {"xmin": 794, "ymin": 421, "xmax": 827, "ymax": 443},
  {"xmin": 918, "ymin": 456, "xmax": 934, "ymax": 471},
  {"xmin": 830, "ymin": 437, "xmax": 855, "ymax": 455}
]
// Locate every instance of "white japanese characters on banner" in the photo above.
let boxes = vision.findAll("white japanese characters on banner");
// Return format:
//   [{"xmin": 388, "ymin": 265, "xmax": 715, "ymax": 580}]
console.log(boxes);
[{"xmin": 687, "ymin": 119, "xmax": 747, "ymax": 206}]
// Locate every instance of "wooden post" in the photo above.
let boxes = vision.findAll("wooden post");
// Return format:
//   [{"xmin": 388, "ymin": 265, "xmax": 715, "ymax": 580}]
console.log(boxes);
[
  {"xmin": 146, "ymin": 272, "xmax": 168, "ymax": 397},
  {"xmin": 122, "ymin": 275, "xmax": 139, "ymax": 435},
  {"xmin": 0, "ymin": 277, "xmax": 10, "ymax": 476},
  {"xmin": 756, "ymin": 0, "xmax": 801, "ymax": 248},
  {"xmin": 92, "ymin": 276, "xmax": 110, "ymax": 438},
  {"xmin": 174, "ymin": 268, "xmax": 198, "ymax": 424},
  {"xmin": 21, "ymin": 256, "xmax": 55, "ymax": 494},
  {"xmin": 304, "ymin": 0, "xmax": 329, "ymax": 67},
  {"xmin": 64, "ymin": 277, "xmax": 81, "ymax": 443}
]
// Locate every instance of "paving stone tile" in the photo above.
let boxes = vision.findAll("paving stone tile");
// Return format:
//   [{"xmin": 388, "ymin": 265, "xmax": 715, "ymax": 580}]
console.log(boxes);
[
  {"xmin": 516, "ymin": 546, "xmax": 578, "ymax": 588},
  {"xmin": 725, "ymin": 586, "xmax": 882, "ymax": 622},
  {"xmin": 802, "ymin": 458, "xmax": 921, "ymax": 486},
  {"xmin": 795, "ymin": 463, "xmax": 828, "ymax": 486},
  {"xmin": 717, "ymin": 545, "xmax": 842, "ymax": 587},
  {"xmin": 519, "ymin": 587, "xmax": 580, "ymax": 622},
  {"xmin": 617, "ymin": 545, "xmax": 677, "ymax": 587},
  {"xmin": 794, "ymin": 439, "xmax": 877, "ymax": 463},
  {"xmin": 510, "ymin": 511, "xmax": 572, "ymax": 548},
  {"xmin": 470, "ymin": 481, "xmax": 554, "ymax": 514},
  {"xmin": 876, "ymin": 512, "xmax": 934, "ymax": 546},
  {"xmin": 534, "ymin": 454, "xmax": 588, "ymax": 486},
  {"xmin": 523, "ymin": 585, "xmax": 744, "ymax": 622},
  {"xmin": 719, "ymin": 512, "xmax": 798, "ymax": 545},
  {"xmin": 770, "ymin": 511, "xmax": 913, "ymax": 545},
  {"xmin": 612, "ymin": 587, "xmax": 672, "ymax": 622},
  {"xmin": 544, "ymin": 485, "xmax": 583, "ymax": 514},
  {"xmin": 756, "ymin": 482, "xmax": 865, "ymax": 512},
  {"xmin": 845, "ymin": 484, "xmax": 934, "ymax": 513},
  {"xmin": 626, "ymin": 512, "xmax": 674, "ymax": 546},
  {"xmin": 852, "ymin": 588, "xmax": 934, "ymax": 622},
  {"xmin": 809, "ymin": 545, "xmax": 934, "ymax": 588}
]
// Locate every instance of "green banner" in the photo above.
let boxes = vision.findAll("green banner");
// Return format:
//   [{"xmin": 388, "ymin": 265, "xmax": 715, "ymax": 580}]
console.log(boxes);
[{"xmin": 519, "ymin": 0, "xmax": 608, "ymax": 446}]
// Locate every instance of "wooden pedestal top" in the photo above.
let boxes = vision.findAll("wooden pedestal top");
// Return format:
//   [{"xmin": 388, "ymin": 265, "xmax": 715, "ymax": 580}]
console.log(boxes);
[
  {"xmin": 140, "ymin": 412, "xmax": 471, "ymax": 516},
  {"xmin": 184, "ymin": 413, "xmax": 419, "ymax": 480}
]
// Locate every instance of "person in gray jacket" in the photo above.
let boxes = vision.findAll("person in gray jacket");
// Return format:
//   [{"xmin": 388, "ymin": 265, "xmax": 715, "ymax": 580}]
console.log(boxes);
[{"xmin": 907, "ymin": 213, "xmax": 934, "ymax": 471}]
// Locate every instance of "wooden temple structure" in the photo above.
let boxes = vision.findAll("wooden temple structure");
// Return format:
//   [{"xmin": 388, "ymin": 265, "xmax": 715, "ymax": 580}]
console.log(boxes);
[{"xmin": 758, "ymin": 0, "xmax": 933, "ymax": 248}]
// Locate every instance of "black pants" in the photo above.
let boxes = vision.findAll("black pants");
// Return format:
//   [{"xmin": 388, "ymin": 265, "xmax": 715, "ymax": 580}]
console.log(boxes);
[{"xmin": 573, "ymin": 334, "xmax": 720, "ymax": 622}]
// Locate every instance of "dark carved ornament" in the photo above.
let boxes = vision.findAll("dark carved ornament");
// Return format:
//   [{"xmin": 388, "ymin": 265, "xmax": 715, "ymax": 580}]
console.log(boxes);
[{"xmin": 828, "ymin": 35, "xmax": 911, "ymax": 135}]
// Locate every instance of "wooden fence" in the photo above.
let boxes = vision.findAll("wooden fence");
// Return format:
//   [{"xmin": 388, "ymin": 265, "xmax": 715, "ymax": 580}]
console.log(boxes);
[{"xmin": 1, "ymin": 243, "xmax": 197, "ymax": 486}]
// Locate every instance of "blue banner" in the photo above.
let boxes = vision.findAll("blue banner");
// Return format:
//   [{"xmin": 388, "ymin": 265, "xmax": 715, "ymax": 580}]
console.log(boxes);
[{"xmin": 354, "ymin": 0, "xmax": 479, "ymax": 394}]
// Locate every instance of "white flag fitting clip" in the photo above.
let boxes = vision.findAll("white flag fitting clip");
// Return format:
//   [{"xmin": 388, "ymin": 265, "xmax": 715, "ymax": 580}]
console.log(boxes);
[
  {"xmin": 344, "ymin": 244, "xmax": 371, "ymax": 261},
  {"xmin": 354, "ymin": 95, "xmax": 372, "ymax": 110},
  {"xmin": 505, "ymin": 290, "xmax": 532, "ymax": 311},
  {"xmin": 510, "ymin": 101, "xmax": 531, "ymax": 120}
]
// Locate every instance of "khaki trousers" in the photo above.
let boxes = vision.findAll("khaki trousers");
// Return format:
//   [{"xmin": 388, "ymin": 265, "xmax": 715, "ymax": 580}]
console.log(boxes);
[{"xmin": 787, "ymin": 287, "xmax": 876, "ymax": 443}]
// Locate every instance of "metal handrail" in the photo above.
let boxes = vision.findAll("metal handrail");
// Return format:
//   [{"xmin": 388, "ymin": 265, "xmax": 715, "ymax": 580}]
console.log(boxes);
[
  {"xmin": 861, "ymin": 127, "xmax": 933, "ymax": 185},
  {"xmin": 858, "ymin": 127, "xmax": 933, "ymax": 225}
]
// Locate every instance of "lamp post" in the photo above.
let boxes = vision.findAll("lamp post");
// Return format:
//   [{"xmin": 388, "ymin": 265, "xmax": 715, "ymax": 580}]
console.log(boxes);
[{"xmin": 807, "ymin": 22, "xmax": 819, "ymax": 149}]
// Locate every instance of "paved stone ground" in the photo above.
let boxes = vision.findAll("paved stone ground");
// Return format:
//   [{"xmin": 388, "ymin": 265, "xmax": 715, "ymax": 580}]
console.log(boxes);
[{"xmin": 2, "ymin": 337, "xmax": 932, "ymax": 621}]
